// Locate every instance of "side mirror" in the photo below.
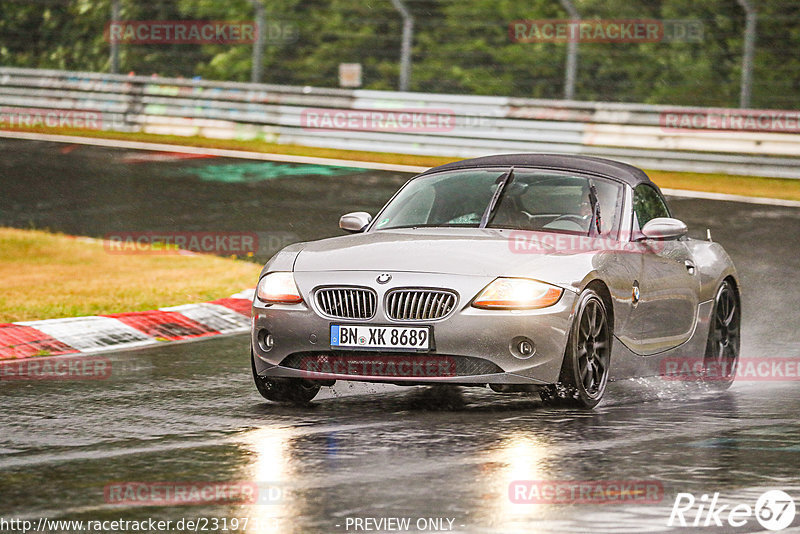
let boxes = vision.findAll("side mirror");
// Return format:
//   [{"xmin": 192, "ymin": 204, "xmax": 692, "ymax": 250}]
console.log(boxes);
[
  {"xmin": 339, "ymin": 211, "xmax": 372, "ymax": 233},
  {"xmin": 641, "ymin": 217, "xmax": 688, "ymax": 240}
]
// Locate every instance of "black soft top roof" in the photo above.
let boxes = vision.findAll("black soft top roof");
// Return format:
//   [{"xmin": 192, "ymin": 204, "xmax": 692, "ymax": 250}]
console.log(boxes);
[{"xmin": 419, "ymin": 154, "xmax": 655, "ymax": 188}]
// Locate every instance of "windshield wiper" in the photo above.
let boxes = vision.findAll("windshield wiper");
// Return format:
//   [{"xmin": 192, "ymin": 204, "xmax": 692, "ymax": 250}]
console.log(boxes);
[
  {"xmin": 479, "ymin": 167, "xmax": 515, "ymax": 228},
  {"xmin": 588, "ymin": 183, "xmax": 602, "ymax": 235}
]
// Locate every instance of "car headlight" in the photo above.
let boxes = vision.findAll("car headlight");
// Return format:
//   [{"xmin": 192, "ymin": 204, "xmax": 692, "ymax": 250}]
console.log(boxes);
[
  {"xmin": 256, "ymin": 272, "xmax": 303, "ymax": 304},
  {"xmin": 472, "ymin": 278, "xmax": 563, "ymax": 309}
]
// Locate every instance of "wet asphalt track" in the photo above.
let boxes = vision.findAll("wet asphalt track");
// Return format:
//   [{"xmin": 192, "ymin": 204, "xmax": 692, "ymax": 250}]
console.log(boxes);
[{"xmin": 1, "ymin": 138, "xmax": 800, "ymax": 533}]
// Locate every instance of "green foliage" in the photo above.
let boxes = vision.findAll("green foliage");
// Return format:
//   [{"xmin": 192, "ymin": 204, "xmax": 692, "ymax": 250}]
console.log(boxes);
[{"xmin": 0, "ymin": 0, "xmax": 798, "ymax": 108}]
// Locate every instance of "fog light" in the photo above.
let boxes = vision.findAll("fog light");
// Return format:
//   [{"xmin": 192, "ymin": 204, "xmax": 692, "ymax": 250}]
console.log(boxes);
[
  {"xmin": 510, "ymin": 336, "xmax": 536, "ymax": 359},
  {"xmin": 258, "ymin": 329, "xmax": 274, "ymax": 352}
]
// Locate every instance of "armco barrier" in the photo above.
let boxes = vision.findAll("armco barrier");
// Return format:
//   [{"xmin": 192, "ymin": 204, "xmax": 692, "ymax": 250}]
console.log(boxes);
[{"xmin": 1, "ymin": 66, "xmax": 800, "ymax": 178}]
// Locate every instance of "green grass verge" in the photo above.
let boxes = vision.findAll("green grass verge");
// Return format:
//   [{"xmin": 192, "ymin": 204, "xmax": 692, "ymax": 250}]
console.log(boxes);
[
  {"xmin": 646, "ymin": 170, "xmax": 800, "ymax": 201},
  {"xmin": 0, "ymin": 228, "xmax": 261, "ymax": 323},
  {"xmin": 5, "ymin": 126, "xmax": 800, "ymax": 201}
]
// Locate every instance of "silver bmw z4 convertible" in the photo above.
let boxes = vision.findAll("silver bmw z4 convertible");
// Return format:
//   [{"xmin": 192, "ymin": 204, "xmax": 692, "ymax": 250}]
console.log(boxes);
[{"xmin": 251, "ymin": 154, "xmax": 741, "ymax": 408}]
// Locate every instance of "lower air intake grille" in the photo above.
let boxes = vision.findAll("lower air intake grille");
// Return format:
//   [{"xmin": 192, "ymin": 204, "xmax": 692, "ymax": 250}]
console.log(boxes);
[{"xmin": 281, "ymin": 352, "xmax": 503, "ymax": 378}]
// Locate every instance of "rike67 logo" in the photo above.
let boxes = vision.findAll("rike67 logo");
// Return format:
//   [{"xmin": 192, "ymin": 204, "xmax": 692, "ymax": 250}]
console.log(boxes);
[{"xmin": 669, "ymin": 490, "xmax": 796, "ymax": 531}]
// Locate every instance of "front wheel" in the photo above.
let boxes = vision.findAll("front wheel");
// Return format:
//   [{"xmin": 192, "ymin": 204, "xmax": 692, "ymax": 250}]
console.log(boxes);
[
  {"xmin": 541, "ymin": 289, "xmax": 611, "ymax": 408},
  {"xmin": 702, "ymin": 280, "xmax": 740, "ymax": 389},
  {"xmin": 251, "ymin": 348, "xmax": 320, "ymax": 404}
]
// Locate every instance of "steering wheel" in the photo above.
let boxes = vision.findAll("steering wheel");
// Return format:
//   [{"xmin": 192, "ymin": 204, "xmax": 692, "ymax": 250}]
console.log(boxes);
[{"xmin": 543, "ymin": 214, "xmax": 589, "ymax": 232}]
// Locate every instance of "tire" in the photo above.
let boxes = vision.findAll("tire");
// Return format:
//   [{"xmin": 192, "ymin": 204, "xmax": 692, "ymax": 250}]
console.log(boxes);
[
  {"xmin": 541, "ymin": 289, "xmax": 611, "ymax": 409},
  {"xmin": 251, "ymin": 348, "xmax": 320, "ymax": 404},
  {"xmin": 702, "ymin": 280, "xmax": 740, "ymax": 389}
]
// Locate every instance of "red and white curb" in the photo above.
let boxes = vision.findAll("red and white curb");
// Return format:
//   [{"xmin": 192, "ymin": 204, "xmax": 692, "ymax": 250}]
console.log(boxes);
[{"xmin": 0, "ymin": 290, "xmax": 254, "ymax": 360}]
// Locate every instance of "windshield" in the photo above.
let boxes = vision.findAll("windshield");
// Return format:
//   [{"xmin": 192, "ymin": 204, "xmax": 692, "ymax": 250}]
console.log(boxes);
[{"xmin": 372, "ymin": 168, "xmax": 624, "ymax": 236}]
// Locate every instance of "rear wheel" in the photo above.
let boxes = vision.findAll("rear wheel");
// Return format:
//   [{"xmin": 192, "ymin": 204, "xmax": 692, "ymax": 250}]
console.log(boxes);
[
  {"xmin": 702, "ymin": 280, "xmax": 740, "ymax": 388},
  {"xmin": 251, "ymin": 348, "xmax": 320, "ymax": 403},
  {"xmin": 541, "ymin": 289, "xmax": 611, "ymax": 408}
]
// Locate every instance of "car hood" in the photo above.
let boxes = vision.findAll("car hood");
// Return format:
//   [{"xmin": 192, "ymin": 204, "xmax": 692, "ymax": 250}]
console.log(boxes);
[{"xmin": 292, "ymin": 228, "xmax": 596, "ymax": 286}]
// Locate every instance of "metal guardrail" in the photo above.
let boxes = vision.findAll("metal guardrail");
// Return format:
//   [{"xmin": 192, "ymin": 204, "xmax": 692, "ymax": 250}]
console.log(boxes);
[{"xmin": 1, "ymin": 66, "xmax": 799, "ymax": 178}]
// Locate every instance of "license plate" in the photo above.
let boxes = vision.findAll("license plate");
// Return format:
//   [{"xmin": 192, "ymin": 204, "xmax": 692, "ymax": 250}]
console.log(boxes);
[{"xmin": 330, "ymin": 325, "xmax": 431, "ymax": 351}]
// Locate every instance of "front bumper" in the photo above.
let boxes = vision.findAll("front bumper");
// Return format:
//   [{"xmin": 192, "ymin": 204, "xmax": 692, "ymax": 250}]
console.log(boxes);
[{"xmin": 251, "ymin": 271, "xmax": 576, "ymax": 385}]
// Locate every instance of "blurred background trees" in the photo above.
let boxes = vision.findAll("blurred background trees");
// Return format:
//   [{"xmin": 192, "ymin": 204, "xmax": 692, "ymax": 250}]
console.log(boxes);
[{"xmin": 1, "ymin": 0, "xmax": 798, "ymax": 108}]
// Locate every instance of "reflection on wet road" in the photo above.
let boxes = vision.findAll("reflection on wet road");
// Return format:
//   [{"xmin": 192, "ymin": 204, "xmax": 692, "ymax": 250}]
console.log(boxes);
[
  {"xmin": 2, "ymin": 337, "xmax": 799, "ymax": 533},
  {"xmin": 1, "ymin": 138, "xmax": 799, "ymax": 533}
]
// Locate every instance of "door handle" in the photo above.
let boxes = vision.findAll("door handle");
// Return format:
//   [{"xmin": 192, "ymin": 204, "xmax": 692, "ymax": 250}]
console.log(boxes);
[{"xmin": 684, "ymin": 260, "xmax": 696, "ymax": 275}]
